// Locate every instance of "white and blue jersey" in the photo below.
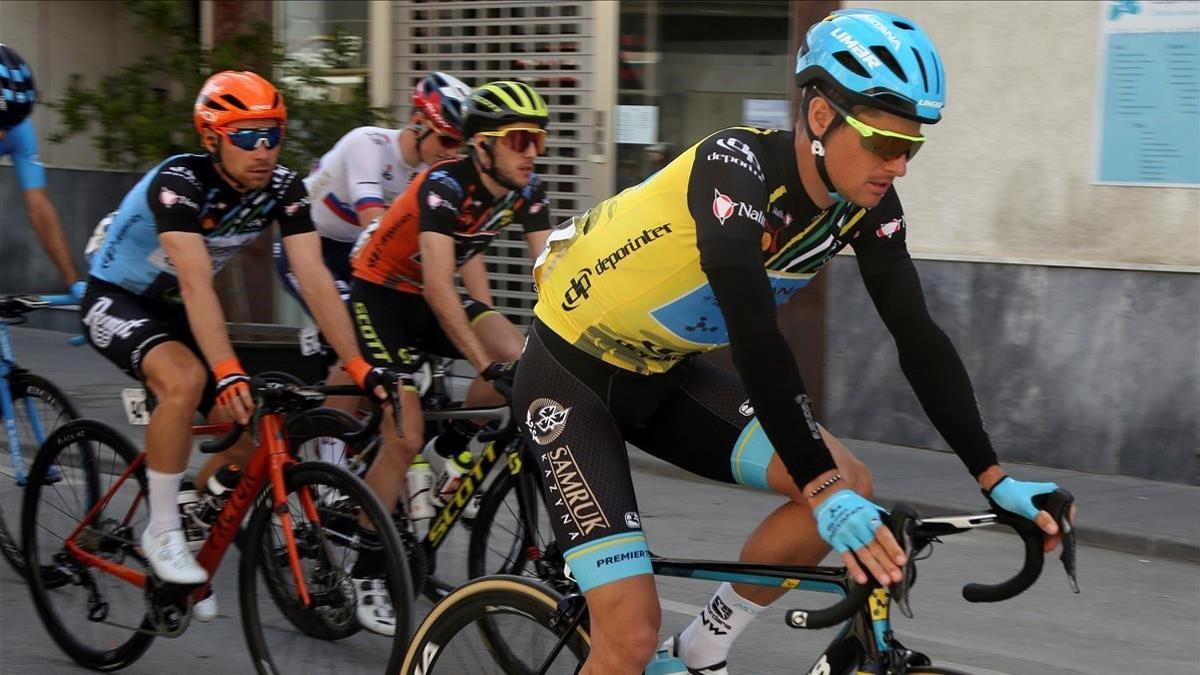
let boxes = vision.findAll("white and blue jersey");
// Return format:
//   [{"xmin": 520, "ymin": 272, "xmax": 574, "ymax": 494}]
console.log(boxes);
[
  {"xmin": 0, "ymin": 117, "xmax": 47, "ymax": 190},
  {"xmin": 88, "ymin": 154, "xmax": 314, "ymax": 302}
]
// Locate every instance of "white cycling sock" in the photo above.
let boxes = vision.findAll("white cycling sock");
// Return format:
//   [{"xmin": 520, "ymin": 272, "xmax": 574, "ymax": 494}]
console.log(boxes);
[
  {"xmin": 318, "ymin": 437, "xmax": 348, "ymax": 466},
  {"xmin": 146, "ymin": 468, "xmax": 185, "ymax": 538},
  {"xmin": 678, "ymin": 583, "xmax": 766, "ymax": 667}
]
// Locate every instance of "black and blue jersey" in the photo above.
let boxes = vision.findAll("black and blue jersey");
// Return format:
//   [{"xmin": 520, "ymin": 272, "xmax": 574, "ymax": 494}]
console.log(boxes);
[{"xmin": 88, "ymin": 154, "xmax": 314, "ymax": 302}]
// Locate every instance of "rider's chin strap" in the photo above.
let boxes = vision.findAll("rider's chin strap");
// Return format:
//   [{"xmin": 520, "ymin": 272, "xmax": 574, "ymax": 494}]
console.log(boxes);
[
  {"xmin": 803, "ymin": 94, "xmax": 846, "ymax": 204},
  {"xmin": 474, "ymin": 140, "xmax": 522, "ymax": 192}
]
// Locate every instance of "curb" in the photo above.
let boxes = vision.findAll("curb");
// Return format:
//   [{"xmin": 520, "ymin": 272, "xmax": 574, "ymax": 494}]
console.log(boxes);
[{"xmin": 627, "ymin": 452, "xmax": 1200, "ymax": 564}]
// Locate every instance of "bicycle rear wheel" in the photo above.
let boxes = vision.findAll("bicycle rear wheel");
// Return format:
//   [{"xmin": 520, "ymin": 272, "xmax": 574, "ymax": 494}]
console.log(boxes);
[
  {"xmin": 402, "ymin": 575, "xmax": 590, "ymax": 674},
  {"xmin": 239, "ymin": 460, "xmax": 413, "ymax": 674},
  {"xmin": 21, "ymin": 419, "xmax": 155, "ymax": 670},
  {"xmin": 285, "ymin": 406, "xmax": 374, "ymax": 476},
  {"xmin": 1, "ymin": 372, "xmax": 78, "ymax": 577}
]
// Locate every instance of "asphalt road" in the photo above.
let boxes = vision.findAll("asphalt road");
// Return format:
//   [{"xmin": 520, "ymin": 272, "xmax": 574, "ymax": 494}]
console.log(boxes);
[
  {"xmin": 2, "ymin": 461, "xmax": 1197, "ymax": 674},
  {"xmin": 0, "ymin": 325, "xmax": 1196, "ymax": 673}
]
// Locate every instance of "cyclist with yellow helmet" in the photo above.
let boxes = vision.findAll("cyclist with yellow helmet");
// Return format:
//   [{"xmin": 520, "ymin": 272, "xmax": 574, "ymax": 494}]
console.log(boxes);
[{"xmin": 344, "ymin": 80, "xmax": 554, "ymax": 628}]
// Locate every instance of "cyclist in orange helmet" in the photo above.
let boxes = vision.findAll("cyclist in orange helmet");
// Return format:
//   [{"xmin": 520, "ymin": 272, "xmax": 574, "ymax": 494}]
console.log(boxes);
[{"xmin": 80, "ymin": 71, "xmax": 405, "ymax": 631}]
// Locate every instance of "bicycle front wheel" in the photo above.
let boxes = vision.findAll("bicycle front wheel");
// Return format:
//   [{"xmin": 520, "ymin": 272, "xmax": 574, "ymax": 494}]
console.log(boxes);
[
  {"xmin": 239, "ymin": 460, "xmax": 413, "ymax": 674},
  {"xmin": 21, "ymin": 419, "xmax": 155, "ymax": 670},
  {"xmin": 468, "ymin": 447, "xmax": 569, "ymax": 589},
  {"xmin": 1, "ymin": 372, "xmax": 78, "ymax": 577},
  {"xmin": 402, "ymin": 575, "xmax": 590, "ymax": 674}
]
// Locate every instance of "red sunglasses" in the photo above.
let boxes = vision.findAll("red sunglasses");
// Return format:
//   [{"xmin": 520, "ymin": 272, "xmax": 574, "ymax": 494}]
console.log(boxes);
[{"xmin": 479, "ymin": 128, "xmax": 547, "ymax": 154}]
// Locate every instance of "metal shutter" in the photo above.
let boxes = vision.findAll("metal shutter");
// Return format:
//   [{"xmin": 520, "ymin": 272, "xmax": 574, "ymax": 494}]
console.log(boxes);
[{"xmin": 393, "ymin": 1, "xmax": 603, "ymax": 324}]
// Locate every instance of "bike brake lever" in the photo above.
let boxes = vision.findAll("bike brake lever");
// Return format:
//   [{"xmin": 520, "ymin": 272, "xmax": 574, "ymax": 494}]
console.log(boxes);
[
  {"xmin": 250, "ymin": 394, "xmax": 265, "ymax": 447},
  {"xmin": 888, "ymin": 505, "xmax": 919, "ymax": 619},
  {"xmin": 1034, "ymin": 489, "xmax": 1079, "ymax": 594},
  {"xmin": 390, "ymin": 380, "xmax": 405, "ymax": 439},
  {"xmin": 1059, "ymin": 516, "xmax": 1079, "ymax": 593}
]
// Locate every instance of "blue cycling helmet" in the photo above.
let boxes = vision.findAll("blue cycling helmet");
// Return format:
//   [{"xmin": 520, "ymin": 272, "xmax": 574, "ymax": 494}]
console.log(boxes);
[
  {"xmin": 795, "ymin": 9, "xmax": 945, "ymax": 124},
  {"xmin": 0, "ymin": 43, "xmax": 36, "ymax": 130}
]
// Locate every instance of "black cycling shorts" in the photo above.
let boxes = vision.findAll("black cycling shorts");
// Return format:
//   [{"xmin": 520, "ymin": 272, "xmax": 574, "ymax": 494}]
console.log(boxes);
[
  {"xmin": 80, "ymin": 277, "xmax": 217, "ymax": 414},
  {"xmin": 348, "ymin": 277, "xmax": 497, "ymax": 374},
  {"xmin": 272, "ymin": 235, "xmax": 354, "ymax": 311},
  {"xmin": 512, "ymin": 319, "xmax": 782, "ymax": 592}
]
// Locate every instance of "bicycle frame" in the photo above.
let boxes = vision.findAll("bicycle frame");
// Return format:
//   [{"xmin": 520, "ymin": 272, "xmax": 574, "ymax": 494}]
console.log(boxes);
[
  {"xmin": 61, "ymin": 412, "xmax": 318, "ymax": 607},
  {"xmin": 421, "ymin": 404, "xmax": 515, "ymax": 549},
  {"xmin": 1, "ymin": 293, "xmax": 77, "ymax": 486},
  {"xmin": 649, "ymin": 557, "xmax": 895, "ymax": 673}
]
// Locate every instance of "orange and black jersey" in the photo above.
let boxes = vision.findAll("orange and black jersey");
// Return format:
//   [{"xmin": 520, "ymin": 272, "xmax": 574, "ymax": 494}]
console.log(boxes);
[
  {"xmin": 352, "ymin": 156, "xmax": 552, "ymax": 293},
  {"xmin": 534, "ymin": 127, "xmax": 998, "ymax": 486}
]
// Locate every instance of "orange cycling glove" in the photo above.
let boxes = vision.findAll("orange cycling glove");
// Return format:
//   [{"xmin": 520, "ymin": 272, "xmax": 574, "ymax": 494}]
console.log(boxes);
[{"xmin": 213, "ymin": 358, "xmax": 252, "ymax": 409}]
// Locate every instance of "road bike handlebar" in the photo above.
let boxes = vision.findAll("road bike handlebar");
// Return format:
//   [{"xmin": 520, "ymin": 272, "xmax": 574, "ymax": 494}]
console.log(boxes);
[
  {"xmin": 199, "ymin": 380, "xmax": 389, "ymax": 454},
  {"xmin": 961, "ymin": 489, "xmax": 1074, "ymax": 602},
  {"xmin": 0, "ymin": 293, "xmax": 79, "ymax": 319},
  {"xmin": 784, "ymin": 489, "xmax": 1077, "ymax": 630}
]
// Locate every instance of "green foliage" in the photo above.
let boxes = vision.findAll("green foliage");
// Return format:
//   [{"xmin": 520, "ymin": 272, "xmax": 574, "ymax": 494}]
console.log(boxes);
[{"xmin": 49, "ymin": 0, "xmax": 394, "ymax": 171}]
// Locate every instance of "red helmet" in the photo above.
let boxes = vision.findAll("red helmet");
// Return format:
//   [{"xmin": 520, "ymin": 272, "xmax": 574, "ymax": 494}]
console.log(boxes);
[
  {"xmin": 412, "ymin": 72, "xmax": 471, "ymax": 139},
  {"xmin": 193, "ymin": 71, "xmax": 286, "ymax": 137}
]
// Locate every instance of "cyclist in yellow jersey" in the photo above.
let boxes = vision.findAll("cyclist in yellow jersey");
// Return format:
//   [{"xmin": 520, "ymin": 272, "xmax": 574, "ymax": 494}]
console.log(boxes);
[{"xmin": 515, "ymin": 10, "xmax": 1075, "ymax": 674}]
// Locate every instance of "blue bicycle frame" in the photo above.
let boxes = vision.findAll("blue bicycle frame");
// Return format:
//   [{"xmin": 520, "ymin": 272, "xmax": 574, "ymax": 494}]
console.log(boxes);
[{"xmin": 1, "ymin": 293, "xmax": 78, "ymax": 485}]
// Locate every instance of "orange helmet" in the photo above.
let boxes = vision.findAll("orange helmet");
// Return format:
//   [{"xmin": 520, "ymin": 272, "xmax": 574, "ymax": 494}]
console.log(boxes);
[{"xmin": 193, "ymin": 71, "xmax": 287, "ymax": 137}]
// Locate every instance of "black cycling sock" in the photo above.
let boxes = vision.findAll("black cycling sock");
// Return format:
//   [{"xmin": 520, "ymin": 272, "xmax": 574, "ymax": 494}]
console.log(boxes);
[{"xmin": 350, "ymin": 526, "xmax": 384, "ymax": 578}]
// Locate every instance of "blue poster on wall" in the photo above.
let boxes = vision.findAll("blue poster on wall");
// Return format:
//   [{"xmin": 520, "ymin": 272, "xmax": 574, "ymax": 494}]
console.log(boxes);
[{"xmin": 1095, "ymin": 1, "xmax": 1200, "ymax": 187}]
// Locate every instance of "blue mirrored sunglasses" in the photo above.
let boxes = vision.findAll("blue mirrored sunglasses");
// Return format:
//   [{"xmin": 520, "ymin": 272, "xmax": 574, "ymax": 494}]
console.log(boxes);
[{"xmin": 216, "ymin": 126, "xmax": 284, "ymax": 151}]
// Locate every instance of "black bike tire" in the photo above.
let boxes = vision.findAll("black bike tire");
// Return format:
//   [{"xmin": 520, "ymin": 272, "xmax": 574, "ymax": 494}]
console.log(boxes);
[
  {"xmin": 21, "ymin": 419, "xmax": 155, "ymax": 671},
  {"xmin": 400, "ymin": 575, "xmax": 590, "ymax": 674},
  {"xmin": 0, "ymin": 372, "xmax": 79, "ymax": 577},
  {"xmin": 239, "ymin": 460, "xmax": 414, "ymax": 675}
]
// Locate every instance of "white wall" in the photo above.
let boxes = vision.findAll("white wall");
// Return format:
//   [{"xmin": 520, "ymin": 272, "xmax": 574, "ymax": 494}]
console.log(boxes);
[
  {"xmin": 844, "ymin": 0, "xmax": 1200, "ymax": 269},
  {"xmin": 0, "ymin": 0, "xmax": 166, "ymax": 170}
]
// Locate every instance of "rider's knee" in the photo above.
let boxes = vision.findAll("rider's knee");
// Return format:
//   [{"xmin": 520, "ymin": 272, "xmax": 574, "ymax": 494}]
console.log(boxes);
[
  {"xmin": 147, "ymin": 359, "xmax": 206, "ymax": 408},
  {"xmin": 494, "ymin": 336, "xmax": 524, "ymax": 363},
  {"xmin": 381, "ymin": 431, "xmax": 424, "ymax": 465}
]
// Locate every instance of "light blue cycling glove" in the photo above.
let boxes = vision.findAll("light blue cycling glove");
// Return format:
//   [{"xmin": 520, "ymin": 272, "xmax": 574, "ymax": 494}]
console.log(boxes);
[
  {"xmin": 69, "ymin": 280, "xmax": 88, "ymax": 302},
  {"xmin": 814, "ymin": 490, "xmax": 888, "ymax": 553},
  {"xmin": 986, "ymin": 476, "xmax": 1059, "ymax": 521}
]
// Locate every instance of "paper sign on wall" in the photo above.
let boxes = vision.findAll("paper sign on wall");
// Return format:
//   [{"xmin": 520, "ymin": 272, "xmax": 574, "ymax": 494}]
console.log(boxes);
[
  {"xmin": 616, "ymin": 105, "xmax": 658, "ymax": 145},
  {"xmin": 1094, "ymin": 0, "xmax": 1200, "ymax": 187},
  {"xmin": 743, "ymin": 99, "xmax": 790, "ymax": 130}
]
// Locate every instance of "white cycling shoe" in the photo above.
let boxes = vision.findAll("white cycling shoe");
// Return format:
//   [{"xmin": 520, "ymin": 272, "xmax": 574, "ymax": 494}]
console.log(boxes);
[
  {"xmin": 140, "ymin": 528, "xmax": 208, "ymax": 585},
  {"xmin": 353, "ymin": 577, "xmax": 396, "ymax": 637},
  {"xmin": 661, "ymin": 633, "xmax": 729, "ymax": 675},
  {"xmin": 194, "ymin": 589, "xmax": 218, "ymax": 622}
]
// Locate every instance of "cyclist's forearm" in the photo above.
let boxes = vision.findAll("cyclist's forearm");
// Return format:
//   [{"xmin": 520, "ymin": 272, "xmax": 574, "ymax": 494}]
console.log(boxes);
[
  {"xmin": 859, "ymin": 256, "xmax": 999, "ymax": 478},
  {"xmin": 25, "ymin": 188, "xmax": 80, "ymax": 285},
  {"xmin": 295, "ymin": 265, "xmax": 361, "ymax": 366},
  {"xmin": 458, "ymin": 255, "xmax": 494, "ymax": 305},
  {"xmin": 424, "ymin": 281, "xmax": 491, "ymax": 371},
  {"xmin": 177, "ymin": 278, "xmax": 238, "ymax": 368},
  {"xmin": 895, "ymin": 324, "xmax": 999, "ymax": 478}
]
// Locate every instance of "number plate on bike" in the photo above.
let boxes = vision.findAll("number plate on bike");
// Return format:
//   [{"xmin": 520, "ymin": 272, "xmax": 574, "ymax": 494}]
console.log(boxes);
[
  {"xmin": 299, "ymin": 324, "xmax": 322, "ymax": 356},
  {"xmin": 121, "ymin": 388, "xmax": 151, "ymax": 426}
]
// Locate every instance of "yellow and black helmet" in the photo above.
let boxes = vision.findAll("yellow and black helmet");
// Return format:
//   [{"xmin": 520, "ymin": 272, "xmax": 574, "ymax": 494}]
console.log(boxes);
[{"xmin": 462, "ymin": 81, "xmax": 549, "ymax": 138}]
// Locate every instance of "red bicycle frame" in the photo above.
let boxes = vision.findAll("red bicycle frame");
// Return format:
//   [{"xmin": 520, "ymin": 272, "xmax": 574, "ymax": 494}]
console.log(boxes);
[{"xmin": 62, "ymin": 412, "xmax": 321, "ymax": 606}]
